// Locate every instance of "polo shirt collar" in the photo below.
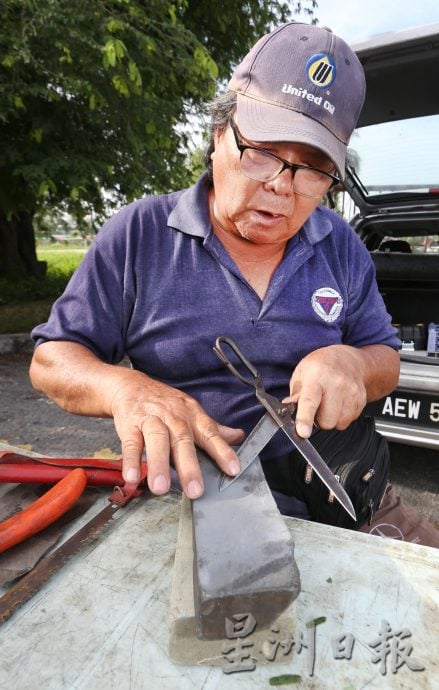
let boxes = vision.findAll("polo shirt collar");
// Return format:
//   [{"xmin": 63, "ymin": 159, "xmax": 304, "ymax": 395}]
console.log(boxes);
[
  {"xmin": 168, "ymin": 173, "xmax": 211, "ymax": 238},
  {"xmin": 301, "ymin": 206, "xmax": 333, "ymax": 245}
]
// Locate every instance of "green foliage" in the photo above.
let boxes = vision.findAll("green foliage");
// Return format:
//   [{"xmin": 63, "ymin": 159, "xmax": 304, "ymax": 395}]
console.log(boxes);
[
  {"xmin": 269, "ymin": 676, "xmax": 302, "ymax": 686},
  {"xmin": 0, "ymin": 249, "xmax": 85, "ymax": 303},
  {"xmin": 0, "ymin": 299, "xmax": 53, "ymax": 334},
  {"xmin": 0, "ymin": 0, "xmax": 317, "ymax": 229},
  {"xmin": 187, "ymin": 146, "xmax": 207, "ymax": 185}
]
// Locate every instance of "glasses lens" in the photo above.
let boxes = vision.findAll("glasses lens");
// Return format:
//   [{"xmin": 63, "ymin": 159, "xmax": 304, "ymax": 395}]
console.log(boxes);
[
  {"xmin": 236, "ymin": 133, "xmax": 336, "ymax": 198},
  {"xmin": 240, "ymin": 148, "xmax": 283, "ymax": 182},
  {"xmin": 294, "ymin": 168, "xmax": 333, "ymax": 197}
]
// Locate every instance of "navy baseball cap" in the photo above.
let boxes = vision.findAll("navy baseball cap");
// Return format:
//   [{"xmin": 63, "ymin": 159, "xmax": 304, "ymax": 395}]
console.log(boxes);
[{"xmin": 228, "ymin": 22, "xmax": 366, "ymax": 178}]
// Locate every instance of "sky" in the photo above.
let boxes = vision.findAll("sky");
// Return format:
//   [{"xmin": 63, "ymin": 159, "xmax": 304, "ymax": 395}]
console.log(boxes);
[
  {"xmin": 295, "ymin": 0, "xmax": 439, "ymax": 43},
  {"xmin": 190, "ymin": 1, "xmax": 439, "ymax": 182},
  {"xmin": 294, "ymin": 0, "xmax": 439, "ymax": 189}
]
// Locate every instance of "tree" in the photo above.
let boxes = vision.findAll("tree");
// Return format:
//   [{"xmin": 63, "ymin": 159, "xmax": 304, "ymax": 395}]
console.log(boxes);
[{"xmin": 0, "ymin": 0, "xmax": 317, "ymax": 278}]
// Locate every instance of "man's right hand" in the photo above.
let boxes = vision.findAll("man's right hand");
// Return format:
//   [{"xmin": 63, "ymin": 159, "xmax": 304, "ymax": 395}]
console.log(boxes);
[
  {"xmin": 109, "ymin": 372, "xmax": 243, "ymax": 498},
  {"xmin": 30, "ymin": 341, "xmax": 243, "ymax": 499}
]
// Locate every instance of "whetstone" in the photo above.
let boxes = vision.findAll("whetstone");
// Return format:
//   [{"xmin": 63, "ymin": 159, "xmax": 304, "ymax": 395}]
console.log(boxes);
[
  {"xmin": 168, "ymin": 494, "xmax": 301, "ymax": 665},
  {"xmin": 168, "ymin": 448, "xmax": 301, "ymax": 662}
]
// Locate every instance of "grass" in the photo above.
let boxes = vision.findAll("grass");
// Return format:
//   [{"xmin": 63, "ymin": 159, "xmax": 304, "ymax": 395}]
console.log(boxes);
[
  {"xmin": 0, "ymin": 299, "xmax": 55, "ymax": 334},
  {"xmin": 0, "ymin": 246, "xmax": 87, "ymax": 334}
]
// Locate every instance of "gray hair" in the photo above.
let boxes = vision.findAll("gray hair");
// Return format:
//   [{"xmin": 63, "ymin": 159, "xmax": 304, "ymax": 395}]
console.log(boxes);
[{"xmin": 203, "ymin": 90, "xmax": 237, "ymax": 181}]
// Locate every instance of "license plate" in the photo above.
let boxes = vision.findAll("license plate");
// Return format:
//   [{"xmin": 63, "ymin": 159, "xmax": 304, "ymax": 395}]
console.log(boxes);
[{"xmin": 366, "ymin": 391, "xmax": 439, "ymax": 429}]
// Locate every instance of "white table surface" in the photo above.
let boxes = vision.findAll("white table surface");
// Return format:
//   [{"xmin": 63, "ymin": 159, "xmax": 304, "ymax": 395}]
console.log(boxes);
[{"xmin": 0, "ymin": 445, "xmax": 437, "ymax": 690}]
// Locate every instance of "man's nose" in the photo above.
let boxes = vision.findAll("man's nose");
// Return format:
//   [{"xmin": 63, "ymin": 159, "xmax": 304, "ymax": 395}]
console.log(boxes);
[{"xmin": 263, "ymin": 168, "xmax": 294, "ymax": 195}]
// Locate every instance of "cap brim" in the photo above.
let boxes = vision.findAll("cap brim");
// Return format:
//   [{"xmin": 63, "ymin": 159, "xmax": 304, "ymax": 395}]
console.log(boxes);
[{"xmin": 235, "ymin": 93, "xmax": 346, "ymax": 179}]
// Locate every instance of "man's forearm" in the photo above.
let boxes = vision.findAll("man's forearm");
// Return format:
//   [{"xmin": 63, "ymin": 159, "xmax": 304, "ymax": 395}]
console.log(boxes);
[
  {"xmin": 29, "ymin": 340, "xmax": 141, "ymax": 417},
  {"xmin": 358, "ymin": 344, "xmax": 400, "ymax": 402}
]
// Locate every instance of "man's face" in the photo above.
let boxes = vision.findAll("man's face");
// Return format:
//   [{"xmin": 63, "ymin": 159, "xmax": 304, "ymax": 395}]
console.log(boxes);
[{"xmin": 210, "ymin": 124, "xmax": 334, "ymax": 247}]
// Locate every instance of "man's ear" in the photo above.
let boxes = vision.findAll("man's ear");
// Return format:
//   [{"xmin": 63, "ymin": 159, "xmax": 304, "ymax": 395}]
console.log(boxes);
[
  {"xmin": 213, "ymin": 127, "xmax": 224, "ymax": 150},
  {"xmin": 211, "ymin": 129, "xmax": 221, "ymax": 160}
]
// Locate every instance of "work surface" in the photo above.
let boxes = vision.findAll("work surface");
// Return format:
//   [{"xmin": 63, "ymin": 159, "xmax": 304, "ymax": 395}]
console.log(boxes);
[{"xmin": 0, "ymin": 462, "xmax": 438, "ymax": 689}]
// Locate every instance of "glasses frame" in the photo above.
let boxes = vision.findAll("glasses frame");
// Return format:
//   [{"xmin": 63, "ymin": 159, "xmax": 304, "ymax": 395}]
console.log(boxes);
[{"xmin": 229, "ymin": 120, "xmax": 340, "ymax": 199}]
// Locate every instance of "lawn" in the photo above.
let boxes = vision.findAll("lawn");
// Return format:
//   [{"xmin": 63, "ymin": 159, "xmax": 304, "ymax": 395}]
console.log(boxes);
[{"xmin": 0, "ymin": 246, "xmax": 87, "ymax": 334}]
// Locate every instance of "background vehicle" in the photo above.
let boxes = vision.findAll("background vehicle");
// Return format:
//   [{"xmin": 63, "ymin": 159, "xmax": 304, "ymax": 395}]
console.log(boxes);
[{"xmin": 344, "ymin": 24, "xmax": 439, "ymax": 449}]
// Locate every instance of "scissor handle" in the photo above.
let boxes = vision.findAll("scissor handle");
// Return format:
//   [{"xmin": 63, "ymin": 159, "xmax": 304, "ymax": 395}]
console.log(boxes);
[{"xmin": 213, "ymin": 336, "xmax": 262, "ymax": 388}]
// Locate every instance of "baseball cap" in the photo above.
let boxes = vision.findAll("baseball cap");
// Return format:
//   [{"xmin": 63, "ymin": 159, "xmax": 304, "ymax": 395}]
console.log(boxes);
[{"xmin": 228, "ymin": 22, "xmax": 366, "ymax": 178}]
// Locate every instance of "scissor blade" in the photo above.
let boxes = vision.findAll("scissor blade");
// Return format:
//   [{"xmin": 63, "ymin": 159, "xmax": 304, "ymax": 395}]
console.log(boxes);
[
  {"xmin": 280, "ymin": 420, "xmax": 356, "ymax": 521},
  {"xmin": 219, "ymin": 412, "xmax": 279, "ymax": 491}
]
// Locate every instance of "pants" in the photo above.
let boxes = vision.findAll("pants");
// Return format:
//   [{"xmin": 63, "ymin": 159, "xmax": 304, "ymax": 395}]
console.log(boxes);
[
  {"xmin": 272, "ymin": 485, "xmax": 439, "ymax": 548},
  {"xmin": 264, "ymin": 419, "xmax": 439, "ymax": 549},
  {"xmin": 359, "ymin": 484, "xmax": 439, "ymax": 548}
]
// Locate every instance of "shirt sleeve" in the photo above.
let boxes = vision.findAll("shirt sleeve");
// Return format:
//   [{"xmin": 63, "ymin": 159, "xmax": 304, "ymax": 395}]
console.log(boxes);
[{"xmin": 31, "ymin": 221, "xmax": 133, "ymax": 364}]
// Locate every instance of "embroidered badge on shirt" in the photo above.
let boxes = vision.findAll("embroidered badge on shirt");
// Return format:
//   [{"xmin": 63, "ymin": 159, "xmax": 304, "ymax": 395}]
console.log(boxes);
[{"xmin": 311, "ymin": 287, "xmax": 343, "ymax": 323}]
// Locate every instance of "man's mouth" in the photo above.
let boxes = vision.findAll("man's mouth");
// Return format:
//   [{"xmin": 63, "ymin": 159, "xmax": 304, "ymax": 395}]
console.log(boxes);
[
  {"xmin": 258, "ymin": 210, "xmax": 281, "ymax": 217},
  {"xmin": 252, "ymin": 209, "xmax": 286, "ymax": 222}
]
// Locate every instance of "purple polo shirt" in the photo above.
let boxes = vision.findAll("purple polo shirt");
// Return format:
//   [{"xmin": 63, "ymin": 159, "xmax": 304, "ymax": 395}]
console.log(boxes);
[{"xmin": 32, "ymin": 173, "xmax": 399, "ymax": 461}]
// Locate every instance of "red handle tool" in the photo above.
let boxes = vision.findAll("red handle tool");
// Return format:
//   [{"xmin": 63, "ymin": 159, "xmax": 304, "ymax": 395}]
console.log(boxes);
[
  {"xmin": 0, "ymin": 468, "xmax": 88, "ymax": 553},
  {"xmin": 0, "ymin": 451, "xmax": 148, "ymax": 554},
  {"xmin": 0, "ymin": 451, "xmax": 125, "ymax": 480}
]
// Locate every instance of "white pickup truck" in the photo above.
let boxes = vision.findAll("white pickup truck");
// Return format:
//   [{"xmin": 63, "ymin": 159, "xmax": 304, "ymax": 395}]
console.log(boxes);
[{"xmin": 344, "ymin": 24, "xmax": 439, "ymax": 449}]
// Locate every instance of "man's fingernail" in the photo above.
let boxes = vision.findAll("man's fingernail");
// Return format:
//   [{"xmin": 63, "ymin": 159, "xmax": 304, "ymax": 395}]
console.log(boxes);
[
  {"xmin": 152, "ymin": 474, "xmax": 169, "ymax": 494},
  {"xmin": 186, "ymin": 480, "xmax": 203, "ymax": 499},
  {"xmin": 126, "ymin": 467, "xmax": 139, "ymax": 482},
  {"xmin": 228, "ymin": 460, "xmax": 240, "ymax": 476},
  {"xmin": 297, "ymin": 423, "xmax": 312, "ymax": 438}
]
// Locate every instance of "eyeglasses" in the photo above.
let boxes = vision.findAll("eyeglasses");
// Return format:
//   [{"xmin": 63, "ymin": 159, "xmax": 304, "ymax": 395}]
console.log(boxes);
[{"xmin": 229, "ymin": 120, "xmax": 340, "ymax": 199}]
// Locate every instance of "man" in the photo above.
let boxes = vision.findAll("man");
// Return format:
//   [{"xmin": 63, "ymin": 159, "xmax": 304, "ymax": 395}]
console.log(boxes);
[{"xmin": 29, "ymin": 23, "xmax": 436, "ymax": 543}]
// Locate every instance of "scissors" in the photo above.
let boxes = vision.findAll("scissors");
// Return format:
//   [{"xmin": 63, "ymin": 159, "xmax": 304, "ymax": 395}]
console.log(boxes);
[{"xmin": 213, "ymin": 336, "xmax": 356, "ymax": 521}]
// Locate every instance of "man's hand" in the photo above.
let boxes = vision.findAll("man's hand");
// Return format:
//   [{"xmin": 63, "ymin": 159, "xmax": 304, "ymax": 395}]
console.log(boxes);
[
  {"xmin": 110, "ymin": 373, "xmax": 244, "ymax": 498},
  {"xmin": 30, "ymin": 341, "xmax": 244, "ymax": 500},
  {"xmin": 283, "ymin": 344, "xmax": 400, "ymax": 438}
]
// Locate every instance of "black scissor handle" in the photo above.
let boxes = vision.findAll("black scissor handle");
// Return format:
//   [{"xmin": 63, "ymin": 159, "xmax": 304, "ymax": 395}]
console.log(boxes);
[{"xmin": 213, "ymin": 336, "xmax": 261, "ymax": 388}]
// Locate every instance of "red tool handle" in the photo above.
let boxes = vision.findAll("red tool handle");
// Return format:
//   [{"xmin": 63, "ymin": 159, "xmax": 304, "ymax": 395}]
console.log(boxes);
[
  {"xmin": 0, "ymin": 451, "xmax": 150, "ymax": 491},
  {"xmin": 0, "ymin": 464, "xmax": 125, "ymax": 487},
  {"xmin": 0, "ymin": 451, "xmax": 149, "ymax": 553},
  {"xmin": 0, "ymin": 451, "xmax": 123, "ymax": 471},
  {"xmin": 0, "ymin": 468, "xmax": 88, "ymax": 554}
]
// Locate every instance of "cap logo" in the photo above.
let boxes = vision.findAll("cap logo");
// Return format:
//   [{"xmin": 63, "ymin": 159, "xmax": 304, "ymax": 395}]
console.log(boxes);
[{"xmin": 306, "ymin": 54, "xmax": 336, "ymax": 88}]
